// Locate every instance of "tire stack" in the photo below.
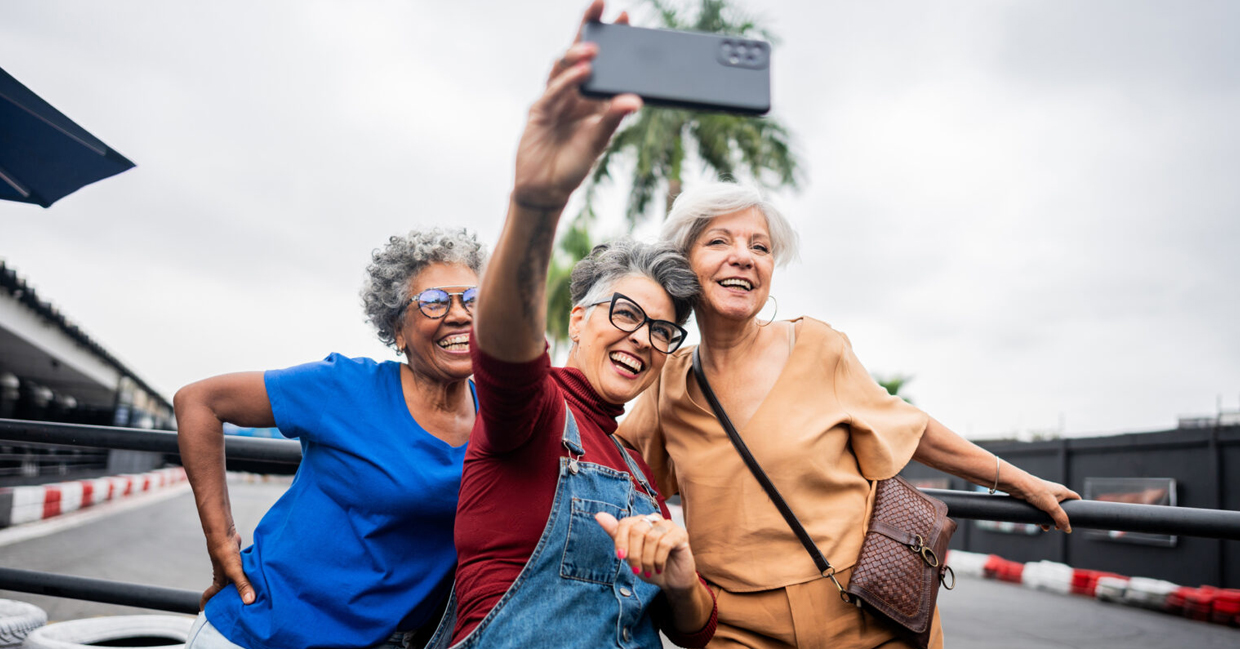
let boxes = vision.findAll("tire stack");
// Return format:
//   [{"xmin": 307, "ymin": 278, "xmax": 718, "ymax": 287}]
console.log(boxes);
[
  {"xmin": 20, "ymin": 615, "xmax": 193, "ymax": 649},
  {"xmin": 0, "ymin": 599, "xmax": 46, "ymax": 648}
]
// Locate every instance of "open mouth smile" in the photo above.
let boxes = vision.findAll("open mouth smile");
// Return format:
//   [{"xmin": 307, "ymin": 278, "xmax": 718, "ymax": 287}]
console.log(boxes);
[
  {"xmin": 718, "ymin": 278, "xmax": 753, "ymax": 291},
  {"xmin": 609, "ymin": 351, "xmax": 645, "ymax": 377},
  {"xmin": 437, "ymin": 333, "xmax": 470, "ymax": 352}
]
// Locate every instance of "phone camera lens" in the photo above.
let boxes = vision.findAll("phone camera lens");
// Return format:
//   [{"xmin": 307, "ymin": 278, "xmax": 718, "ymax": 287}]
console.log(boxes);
[
  {"xmin": 729, "ymin": 55, "xmax": 739, "ymax": 64},
  {"xmin": 736, "ymin": 45, "xmax": 747, "ymax": 57}
]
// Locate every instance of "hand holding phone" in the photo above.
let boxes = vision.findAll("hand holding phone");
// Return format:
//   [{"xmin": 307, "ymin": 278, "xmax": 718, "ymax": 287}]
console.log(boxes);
[{"xmin": 579, "ymin": 21, "xmax": 772, "ymax": 115}]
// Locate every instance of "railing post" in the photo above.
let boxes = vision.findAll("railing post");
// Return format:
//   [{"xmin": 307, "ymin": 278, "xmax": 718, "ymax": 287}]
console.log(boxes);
[
  {"xmin": 1210, "ymin": 423, "xmax": 1225, "ymax": 587},
  {"xmin": 1058, "ymin": 437, "xmax": 1070, "ymax": 565}
]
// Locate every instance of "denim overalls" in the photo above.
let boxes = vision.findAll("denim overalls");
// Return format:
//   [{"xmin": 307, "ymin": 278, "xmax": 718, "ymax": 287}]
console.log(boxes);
[{"xmin": 427, "ymin": 408, "xmax": 665, "ymax": 649}]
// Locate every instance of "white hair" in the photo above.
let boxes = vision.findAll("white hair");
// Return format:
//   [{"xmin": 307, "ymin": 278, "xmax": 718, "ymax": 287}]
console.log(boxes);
[{"xmin": 660, "ymin": 182, "xmax": 799, "ymax": 266}]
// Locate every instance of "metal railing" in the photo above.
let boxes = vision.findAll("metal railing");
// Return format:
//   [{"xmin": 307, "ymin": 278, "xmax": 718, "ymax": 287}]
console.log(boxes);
[{"xmin": 2, "ymin": 418, "xmax": 1240, "ymax": 615}]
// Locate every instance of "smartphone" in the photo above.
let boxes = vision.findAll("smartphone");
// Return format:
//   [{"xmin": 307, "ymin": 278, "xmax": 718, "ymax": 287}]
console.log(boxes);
[{"xmin": 579, "ymin": 22, "xmax": 771, "ymax": 115}]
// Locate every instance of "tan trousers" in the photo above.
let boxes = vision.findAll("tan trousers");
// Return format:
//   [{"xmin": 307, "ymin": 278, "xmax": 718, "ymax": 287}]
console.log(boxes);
[{"xmin": 707, "ymin": 574, "xmax": 944, "ymax": 649}]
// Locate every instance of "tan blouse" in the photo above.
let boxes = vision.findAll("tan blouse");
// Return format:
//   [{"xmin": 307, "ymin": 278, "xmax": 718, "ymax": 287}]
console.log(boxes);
[{"xmin": 616, "ymin": 317, "xmax": 929, "ymax": 592}]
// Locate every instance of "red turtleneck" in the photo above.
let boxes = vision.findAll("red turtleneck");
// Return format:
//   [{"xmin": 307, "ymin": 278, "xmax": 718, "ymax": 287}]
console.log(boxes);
[{"xmin": 451, "ymin": 346, "xmax": 673, "ymax": 641}]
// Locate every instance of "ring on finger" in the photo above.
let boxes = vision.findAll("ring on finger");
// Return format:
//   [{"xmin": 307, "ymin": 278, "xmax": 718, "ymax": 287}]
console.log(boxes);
[{"xmin": 643, "ymin": 513, "xmax": 663, "ymax": 525}]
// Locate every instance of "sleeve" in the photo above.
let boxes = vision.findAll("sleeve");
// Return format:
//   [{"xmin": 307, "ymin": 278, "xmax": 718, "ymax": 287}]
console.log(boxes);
[
  {"xmin": 469, "ymin": 342, "xmax": 560, "ymax": 455},
  {"xmin": 616, "ymin": 372, "xmax": 679, "ymax": 497},
  {"xmin": 263, "ymin": 353, "xmax": 359, "ymax": 442},
  {"xmin": 833, "ymin": 331, "xmax": 930, "ymax": 480}
]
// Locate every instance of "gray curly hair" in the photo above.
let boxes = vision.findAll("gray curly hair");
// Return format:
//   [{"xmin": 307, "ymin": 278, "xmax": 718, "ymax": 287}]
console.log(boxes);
[
  {"xmin": 361, "ymin": 228, "xmax": 488, "ymax": 349},
  {"xmin": 569, "ymin": 238, "xmax": 700, "ymax": 326}
]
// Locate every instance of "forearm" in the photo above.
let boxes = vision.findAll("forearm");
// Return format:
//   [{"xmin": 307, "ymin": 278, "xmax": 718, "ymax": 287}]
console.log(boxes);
[
  {"xmin": 175, "ymin": 394, "xmax": 236, "ymax": 540},
  {"xmin": 912, "ymin": 418, "xmax": 1034, "ymax": 496},
  {"xmin": 474, "ymin": 197, "xmax": 564, "ymax": 363},
  {"xmin": 174, "ymin": 375, "xmax": 271, "ymax": 539},
  {"xmin": 663, "ymin": 579, "xmax": 715, "ymax": 635}
]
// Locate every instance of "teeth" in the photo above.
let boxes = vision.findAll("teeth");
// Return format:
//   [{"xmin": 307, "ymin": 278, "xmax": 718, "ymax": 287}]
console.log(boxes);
[
  {"xmin": 609, "ymin": 352, "xmax": 643, "ymax": 374},
  {"xmin": 719, "ymin": 278, "xmax": 753, "ymax": 290},
  {"xmin": 438, "ymin": 334, "xmax": 470, "ymax": 350}
]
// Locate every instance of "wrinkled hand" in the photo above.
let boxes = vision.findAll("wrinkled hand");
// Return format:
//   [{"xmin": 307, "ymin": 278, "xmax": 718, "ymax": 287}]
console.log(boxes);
[
  {"xmin": 511, "ymin": 0, "xmax": 642, "ymax": 210},
  {"xmin": 595, "ymin": 512, "xmax": 699, "ymax": 593},
  {"xmin": 1011, "ymin": 476, "xmax": 1081, "ymax": 533},
  {"xmin": 202, "ymin": 527, "xmax": 255, "ymax": 609}
]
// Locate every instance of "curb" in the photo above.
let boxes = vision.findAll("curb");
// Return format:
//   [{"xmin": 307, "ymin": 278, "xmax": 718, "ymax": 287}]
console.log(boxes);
[
  {"xmin": 946, "ymin": 550, "xmax": 1240, "ymax": 628},
  {"xmin": 0, "ymin": 467, "xmax": 187, "ymax": 528}
]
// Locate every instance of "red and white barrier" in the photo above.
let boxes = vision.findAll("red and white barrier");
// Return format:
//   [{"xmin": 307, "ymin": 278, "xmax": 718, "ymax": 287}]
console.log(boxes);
[
  {"xmin": 945, "ymin": 549, "xmax": 1240, "ymax": 627},
  {"xmin": 0, "ymin": 467, "xmax": 186, "ymax": 528}
]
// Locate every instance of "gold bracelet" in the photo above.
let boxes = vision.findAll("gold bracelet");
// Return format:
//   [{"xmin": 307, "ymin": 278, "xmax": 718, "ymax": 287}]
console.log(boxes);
[{"xmin": 989, "ymin": 456, "xmax": 1000, "ymax": 495}]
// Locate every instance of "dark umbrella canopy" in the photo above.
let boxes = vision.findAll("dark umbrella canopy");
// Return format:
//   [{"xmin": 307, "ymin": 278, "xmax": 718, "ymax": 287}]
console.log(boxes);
[{"xmin": 0, "ymin": 66, "xmax": 135, "ymax": 208}]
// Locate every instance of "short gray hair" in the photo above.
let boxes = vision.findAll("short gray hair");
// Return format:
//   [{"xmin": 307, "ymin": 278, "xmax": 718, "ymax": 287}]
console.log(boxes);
[
  {"xmin": 569, "ymin": 239, "xmax": 700, "ymax": 326},
  {"xmin": 361, "ymin": 228, "xmax": 488, "ymax": 349},
  {"xmin": 661, "ymin": 182, "xmax": 799, "ymax": 266}
]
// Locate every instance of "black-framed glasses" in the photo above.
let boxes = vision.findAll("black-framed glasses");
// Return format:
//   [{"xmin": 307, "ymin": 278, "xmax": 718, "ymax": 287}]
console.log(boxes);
[
  {"xmin": 410, "ymin": 286, "xmax": 477, "ymax": 319},
  {"xmin": 591, "ymin": 292, "xmax": 687, "ymax": 354}
]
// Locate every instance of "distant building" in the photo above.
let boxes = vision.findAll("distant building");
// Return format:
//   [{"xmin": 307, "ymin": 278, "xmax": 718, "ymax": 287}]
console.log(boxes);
[
  {"xmin": 0, "ymin": 260, "xmax": 171, "ymax": 429},
  {"xmin": 1178, "ymin": 408, "xmax": 1240, "ymax": 429}
]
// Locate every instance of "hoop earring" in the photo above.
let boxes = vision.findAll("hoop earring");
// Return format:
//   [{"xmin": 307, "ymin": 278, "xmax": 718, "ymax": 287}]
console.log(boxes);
[
  {"xmin": 396, "ymin": 346, "xmax": 405, "ymax": 357},
  {"xmin": 756, "ymin": 295, "xmax": 778, "ymax": 327}
]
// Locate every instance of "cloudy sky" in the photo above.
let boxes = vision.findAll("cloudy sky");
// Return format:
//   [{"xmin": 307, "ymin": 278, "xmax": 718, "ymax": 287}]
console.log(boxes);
[{"xmin": 3, "ymin": 0, "xmax": 1237, "ymax": 439}]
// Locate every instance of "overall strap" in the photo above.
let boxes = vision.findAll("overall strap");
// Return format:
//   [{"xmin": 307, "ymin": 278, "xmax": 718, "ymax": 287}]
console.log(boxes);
[
  {"xmin": 560, "ymin": 402, "xmax": 584, "ymax": 456},
  {"xmin": 609, "ymin": 435, "xmax": 658, "ymax": 501},
  {"xmin": 691, "ymin": 347, "xmax": 838, "ymax": 580}
]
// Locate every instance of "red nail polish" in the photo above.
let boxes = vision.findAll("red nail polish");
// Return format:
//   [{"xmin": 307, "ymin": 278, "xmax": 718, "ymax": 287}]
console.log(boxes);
[
  {"xmin": 617, "ymin": 549, "xmax": 626, "ymax": 560},
  {"xmin": 632, "ymin": 565, "xmax": 640, "ymax": 575},
  {"xmin": 656, "ymin": 568, "xmax": 662, "ymax": 575},
  {"xmin": 644, "ymin": 571, "xmax": 651, "ymax": 578}
]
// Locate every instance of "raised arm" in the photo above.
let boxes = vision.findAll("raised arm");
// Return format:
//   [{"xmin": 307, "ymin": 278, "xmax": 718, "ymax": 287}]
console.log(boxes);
[
  {"xmin": 913, "ymin": 418, "xmax": 1081, "ymax": 532},
  {"xmin": 174, "ymin": 372, "xmax": 275, "ymax": 608},
  {"xmin": 473, "ymin": 1, "xmax": 641, "ymax": 363}
]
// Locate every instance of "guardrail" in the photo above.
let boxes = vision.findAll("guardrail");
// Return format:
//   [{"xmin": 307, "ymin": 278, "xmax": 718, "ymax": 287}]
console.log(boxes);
[
  {"xmin": 0, "ymin": 418, "xmax": 301, "ymax": 465},
  {"xmin": 2, "ymin": 418, "xmax": 1240, "ymax": 614}
]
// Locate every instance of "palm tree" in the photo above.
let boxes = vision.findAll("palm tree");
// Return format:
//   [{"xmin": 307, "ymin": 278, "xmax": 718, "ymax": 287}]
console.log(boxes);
[
  {"xmin": 875, "ymin": 374, "xmax": 914, "ymax": 404},
  {"xmin": 545, "ymin": 0, "xmax": 802, "ymax": 349}
]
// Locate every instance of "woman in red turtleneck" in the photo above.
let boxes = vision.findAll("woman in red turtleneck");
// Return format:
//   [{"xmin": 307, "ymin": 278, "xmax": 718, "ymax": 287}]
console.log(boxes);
[{"xmin": 432, "ymin": 4, "xmax": 717, "ymax": 649}]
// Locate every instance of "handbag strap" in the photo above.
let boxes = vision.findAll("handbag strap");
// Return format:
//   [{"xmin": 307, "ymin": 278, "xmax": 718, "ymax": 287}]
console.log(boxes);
[{"xmin": 691, "ymin": 347, "xmax": 837, "ymax": 578}]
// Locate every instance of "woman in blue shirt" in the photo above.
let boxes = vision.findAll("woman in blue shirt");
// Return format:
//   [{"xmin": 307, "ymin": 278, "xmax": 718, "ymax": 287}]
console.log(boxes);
[{"xmin": 175, "ymin": 228, "xmax": 486, "ymax": 649}]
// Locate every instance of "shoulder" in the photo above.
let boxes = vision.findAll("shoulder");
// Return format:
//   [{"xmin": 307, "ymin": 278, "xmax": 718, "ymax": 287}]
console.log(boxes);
[
  {"xmin": 789, "ymin": 316, "xmax": 848, "ymax": 353},
  {"xmin": 266, "ymin": 353, "xmax": 390, "ymax": 392},
  {"xmin": 665, "ymin": 345, "xmax": 695, "ymax": 374},
  {"xmin": 652, "ymin": 345, "xmax": 695, "ymax": 398}
]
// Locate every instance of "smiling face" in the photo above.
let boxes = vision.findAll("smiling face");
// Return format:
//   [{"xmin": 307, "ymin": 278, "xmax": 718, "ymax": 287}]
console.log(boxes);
[
  {"xmin": 395, "ymin": 262, "xmax": 479, "ymax": 384},
  {"xmin": 567, "ymin": 274, "xmax": 676, "ymax": 405},
  {"xmin": 689, "ymin": 208, "xmax": 776, "ymax": 323}
]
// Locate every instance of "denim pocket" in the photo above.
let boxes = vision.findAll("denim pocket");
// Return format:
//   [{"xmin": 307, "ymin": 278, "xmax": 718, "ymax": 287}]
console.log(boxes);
[{"xmin": 560, "ymin": 497, "xmax": 627, "ymax": 584}]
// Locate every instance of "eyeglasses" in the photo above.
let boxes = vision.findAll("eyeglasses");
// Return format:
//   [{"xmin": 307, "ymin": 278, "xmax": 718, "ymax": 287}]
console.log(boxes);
[
  {"xmin": 410, "ymin": 286, "xmax": 478, "ymax": 319},
  {"xmin": 591, "ymin": 292, "xmax": 687, "ymax": 354}
]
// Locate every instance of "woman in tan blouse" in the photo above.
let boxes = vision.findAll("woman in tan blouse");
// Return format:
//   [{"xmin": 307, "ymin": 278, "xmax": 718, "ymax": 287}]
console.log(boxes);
[{"xmin": 616, "ymin": 182, "xmax": 1079, "ymax": 649}]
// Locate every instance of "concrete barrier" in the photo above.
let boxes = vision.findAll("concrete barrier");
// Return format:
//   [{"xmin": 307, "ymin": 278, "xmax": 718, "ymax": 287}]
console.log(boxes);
[{"xmin": 0, "ymin": 467, "xmax": 186, "ymax": 528}]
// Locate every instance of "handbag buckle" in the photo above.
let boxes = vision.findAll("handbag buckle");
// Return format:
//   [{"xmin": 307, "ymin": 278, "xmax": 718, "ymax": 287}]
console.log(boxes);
[
  {"xmin": 941, "ymin": 565, "xmax": 956, "ymax": 590},
  {"xmin": 907, "ymin": 534, "xmax": 940, "ymax": 568}
]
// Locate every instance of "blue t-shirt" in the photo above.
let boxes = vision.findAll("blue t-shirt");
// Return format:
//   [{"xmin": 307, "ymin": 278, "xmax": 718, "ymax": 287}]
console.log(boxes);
[{"xmin": 205, "ymin": 354, "xmax": 472, "ymax": 649}]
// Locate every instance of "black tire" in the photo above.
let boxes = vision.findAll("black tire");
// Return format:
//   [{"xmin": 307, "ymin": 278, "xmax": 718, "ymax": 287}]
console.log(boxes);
[
  {"xmin": 0, "ymin": 599, "xmax": 47, "ymax": 648},
  {"xmin": 20, "ymin": 615, "xmax": 192, "ymax": 649}
]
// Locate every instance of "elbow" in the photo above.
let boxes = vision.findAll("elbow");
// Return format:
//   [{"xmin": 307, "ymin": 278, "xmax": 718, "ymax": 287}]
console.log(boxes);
[{"xmin": 172, "ymin": 381, "xmax": 208, "ymax": 432}]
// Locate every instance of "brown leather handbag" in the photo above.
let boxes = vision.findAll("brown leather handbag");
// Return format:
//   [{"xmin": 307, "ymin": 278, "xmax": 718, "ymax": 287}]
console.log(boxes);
[{"xmin": 692, "ymin": 349, "xmax": 956, "ymax": 649}]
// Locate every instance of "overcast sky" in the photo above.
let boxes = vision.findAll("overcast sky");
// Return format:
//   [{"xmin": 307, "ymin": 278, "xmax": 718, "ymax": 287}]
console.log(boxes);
[{"xmin": 2, "ymin": 0, "xmax": 1237, "ymax": 439}]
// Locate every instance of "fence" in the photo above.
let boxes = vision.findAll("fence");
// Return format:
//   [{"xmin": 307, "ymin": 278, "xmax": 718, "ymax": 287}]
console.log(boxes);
[
  {"xmin": 2, "ymin": 418, "xmax": 1240, "ymax": 614},
  {"xmin": 901, "ymin": 424, "xmax": 1240, "ymax": 588}
]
